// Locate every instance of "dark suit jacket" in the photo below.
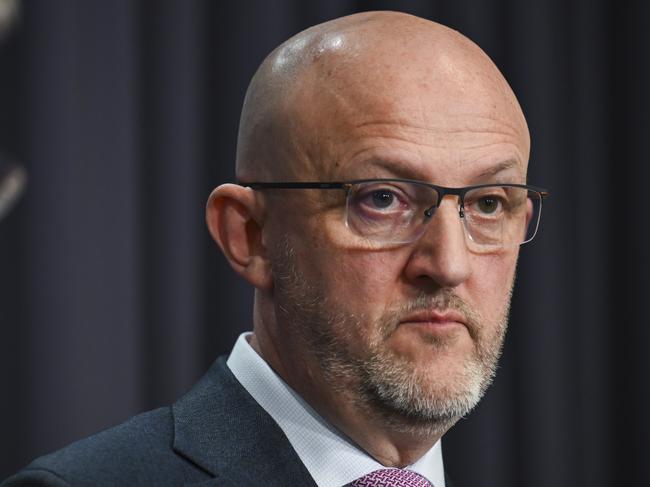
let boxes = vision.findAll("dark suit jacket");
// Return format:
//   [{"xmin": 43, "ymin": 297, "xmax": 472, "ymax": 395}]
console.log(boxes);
[{"xmin": 3, "ymin": 357, "xmax": 454, "ymax": 486}]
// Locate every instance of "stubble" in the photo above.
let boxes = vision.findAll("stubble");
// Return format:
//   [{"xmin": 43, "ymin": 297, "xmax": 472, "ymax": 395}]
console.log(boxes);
[{"xmin": 272, "ymin": 238, "xmax": 511, "ymax": 437}]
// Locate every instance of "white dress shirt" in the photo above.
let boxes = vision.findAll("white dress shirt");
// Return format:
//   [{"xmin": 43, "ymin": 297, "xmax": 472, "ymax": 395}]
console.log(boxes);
[{"xmin": 227, "ymin": 332, "xmax": 446, "ymax": 487}]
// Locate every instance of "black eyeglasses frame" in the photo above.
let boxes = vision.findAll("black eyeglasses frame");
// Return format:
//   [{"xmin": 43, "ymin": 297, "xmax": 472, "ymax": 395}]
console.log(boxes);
[{"xmin": 239, "ymin": 179, "xmax": 549, "ymax": 216}]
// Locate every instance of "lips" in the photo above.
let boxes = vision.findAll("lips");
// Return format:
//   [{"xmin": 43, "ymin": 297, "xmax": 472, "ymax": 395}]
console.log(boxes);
[{"xmin": 399, "ymin": 309, "xmax": 467, "ymax": 327}]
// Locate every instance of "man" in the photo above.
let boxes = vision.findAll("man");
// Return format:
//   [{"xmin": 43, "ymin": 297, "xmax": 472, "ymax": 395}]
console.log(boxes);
[{"xmin": 4, "ymin": 11, "xmax": 547, "ymax": 487}]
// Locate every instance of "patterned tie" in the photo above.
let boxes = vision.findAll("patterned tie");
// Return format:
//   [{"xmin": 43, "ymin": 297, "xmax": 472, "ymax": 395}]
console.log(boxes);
[{"xmin": 348, "ymin": 468, "xmax": 433, "ymax": 487}]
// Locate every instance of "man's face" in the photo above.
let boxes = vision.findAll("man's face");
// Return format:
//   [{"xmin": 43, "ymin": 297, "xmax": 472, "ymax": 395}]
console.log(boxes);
[{"xmin": 264, "ymin": 43, "xmax": 529, "ymax": 432}]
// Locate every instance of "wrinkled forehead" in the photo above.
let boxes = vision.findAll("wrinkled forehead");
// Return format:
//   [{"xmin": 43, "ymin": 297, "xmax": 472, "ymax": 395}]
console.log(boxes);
[{"xmin": 277, "ymin": 32, "xmax": 529, "ymax": 181}]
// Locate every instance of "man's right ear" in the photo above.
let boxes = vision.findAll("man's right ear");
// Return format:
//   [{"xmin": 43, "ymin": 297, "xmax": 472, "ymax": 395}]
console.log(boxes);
[{"xmin": 206, "ymin": 184, "xmax": 273, "ymax": 291}]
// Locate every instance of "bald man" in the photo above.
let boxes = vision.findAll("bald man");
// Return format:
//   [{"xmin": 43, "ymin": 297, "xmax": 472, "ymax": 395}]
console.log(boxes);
[{"xmin": 4, "ymin": 11, "xmax": 547, "ymax": 487}]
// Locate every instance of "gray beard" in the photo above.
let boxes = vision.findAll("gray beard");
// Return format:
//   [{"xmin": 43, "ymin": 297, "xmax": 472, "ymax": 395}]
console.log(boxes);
[{"xmin": 272, "ymin": 238, "xmax": 511, "ymax": 437}]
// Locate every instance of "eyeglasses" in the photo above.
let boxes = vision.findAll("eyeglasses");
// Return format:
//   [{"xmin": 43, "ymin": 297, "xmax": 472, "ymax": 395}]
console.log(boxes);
[{"xmin": 239, "ymin": 179, "xmax": 549, "ymax": 251}]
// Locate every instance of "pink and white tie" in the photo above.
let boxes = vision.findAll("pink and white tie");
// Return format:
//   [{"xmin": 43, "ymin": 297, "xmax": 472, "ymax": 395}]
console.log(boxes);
[{"xmin": 348, "ymin": 468, "xmax": 433, "ymax": 486}]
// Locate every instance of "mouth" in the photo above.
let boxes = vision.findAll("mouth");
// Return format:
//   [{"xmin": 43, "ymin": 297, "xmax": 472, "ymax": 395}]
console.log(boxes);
[{"xmin": 399, "ymin": 309, "xmax": 467, "ymax": 332}]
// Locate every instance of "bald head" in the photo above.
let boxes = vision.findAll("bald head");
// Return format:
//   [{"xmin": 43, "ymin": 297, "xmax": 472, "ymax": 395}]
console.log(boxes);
[{"xmin": 236, "ymin": 11, "xmax": 529, "ymax": 183}]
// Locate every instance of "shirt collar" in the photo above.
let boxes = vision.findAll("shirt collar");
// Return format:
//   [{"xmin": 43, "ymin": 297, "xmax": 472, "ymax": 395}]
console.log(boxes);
[{"xmin": 227, "ymin": 332, "xmax": 446, "ymax": 487}]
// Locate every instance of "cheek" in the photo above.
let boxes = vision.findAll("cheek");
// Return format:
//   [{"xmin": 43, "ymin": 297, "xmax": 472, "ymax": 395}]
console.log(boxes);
[
  {"xmin": 330, "ymin": 251, "xmax": 405, "ymax": 306},
  {"xmin": 467, "ymin": 251, "xmax": 518, "ymax": 320},
  {"xmin": 296, "ymin": 241, "xmax": 407, "ymax": 324},
  {"xmin": 302, "ymin": 213, "xmax": 407, "ymax": 307}
]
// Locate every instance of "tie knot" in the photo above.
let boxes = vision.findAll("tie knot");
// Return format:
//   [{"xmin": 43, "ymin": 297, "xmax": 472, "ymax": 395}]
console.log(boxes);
[{"xmin": 348, "ymin": 468, "xmax": 433, "ymax": 487}]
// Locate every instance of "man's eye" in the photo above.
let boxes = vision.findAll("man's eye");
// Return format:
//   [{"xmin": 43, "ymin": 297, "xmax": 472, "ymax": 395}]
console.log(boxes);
[
  {"xmin": 476, "ymin": 196, "xmax": 501, "ymax": 214},
  {"xmin": 370, "ymin": 190, "xmax": 395, "ymax": 209}
]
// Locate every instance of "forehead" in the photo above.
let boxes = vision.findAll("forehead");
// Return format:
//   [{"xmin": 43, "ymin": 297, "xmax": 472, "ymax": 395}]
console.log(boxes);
[{"xmin": 288, "ymin": 62, "xmax": 529, "ymax": 186}]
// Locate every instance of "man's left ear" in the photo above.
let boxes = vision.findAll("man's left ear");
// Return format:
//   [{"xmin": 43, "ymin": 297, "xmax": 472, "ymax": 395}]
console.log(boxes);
[{"xmin": 205, "ymin": 183, "xmax": 273, "ymax": 291}]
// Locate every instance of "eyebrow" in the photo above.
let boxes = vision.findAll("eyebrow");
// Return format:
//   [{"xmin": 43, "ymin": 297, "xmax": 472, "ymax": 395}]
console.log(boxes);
[{"xmin": 471, "ymin": 159, "xmax": 523, "ymax": 181}]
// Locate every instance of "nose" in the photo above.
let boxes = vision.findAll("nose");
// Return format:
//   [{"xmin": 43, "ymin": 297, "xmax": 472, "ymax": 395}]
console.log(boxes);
[{"xmin": 403, "ymin": 198, "xmax": 471, "ymax": 288}]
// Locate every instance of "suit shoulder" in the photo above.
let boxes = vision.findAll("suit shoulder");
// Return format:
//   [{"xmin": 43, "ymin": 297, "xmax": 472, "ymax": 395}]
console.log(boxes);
[
  {"xmin": 2, "ymin": 468, "xmax": 70, "ymax": 487},
  {"xmin": 3, "ymin": 407, "xmax": 201, "ymax": 486}
]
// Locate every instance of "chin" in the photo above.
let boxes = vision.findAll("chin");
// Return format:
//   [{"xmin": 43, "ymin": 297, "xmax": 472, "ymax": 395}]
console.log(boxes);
[{"xmin": 356, "ymin": 346, "xmax": 494, "ymax": 435}]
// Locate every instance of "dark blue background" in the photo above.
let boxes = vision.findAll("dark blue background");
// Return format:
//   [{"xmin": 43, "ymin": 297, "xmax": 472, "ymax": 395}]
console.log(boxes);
[{"xmin": 1, "ymin": 1, "xmax": 648, "ymax": 485}]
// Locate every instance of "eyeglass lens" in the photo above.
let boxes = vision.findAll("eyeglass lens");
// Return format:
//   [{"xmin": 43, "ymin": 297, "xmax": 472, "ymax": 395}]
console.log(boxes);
[{"xmin": 345, "ymin": 180, "xmax": 542, "ymax": 248}]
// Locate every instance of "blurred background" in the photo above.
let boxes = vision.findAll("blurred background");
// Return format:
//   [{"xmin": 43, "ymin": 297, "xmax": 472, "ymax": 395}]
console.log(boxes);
[{"xmin": 0, "ymin": 1, "xmax": 648, "ymax": 485}]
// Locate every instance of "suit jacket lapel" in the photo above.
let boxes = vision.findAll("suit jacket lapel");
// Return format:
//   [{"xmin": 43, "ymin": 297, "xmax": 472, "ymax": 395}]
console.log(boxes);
[{"xmin": 172, "ymin": 356, "xmax": 317, "ymax": 486}]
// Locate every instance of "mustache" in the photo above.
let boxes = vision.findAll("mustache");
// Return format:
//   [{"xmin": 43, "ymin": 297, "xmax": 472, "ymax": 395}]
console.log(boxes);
[{"xmin": 381, "ymin": 289, "xmax": 482, "ymax": 339}]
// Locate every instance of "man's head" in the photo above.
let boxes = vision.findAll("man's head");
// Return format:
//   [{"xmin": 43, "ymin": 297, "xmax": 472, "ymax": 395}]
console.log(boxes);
[{"xmin": 208, "ymin": 11, "xmax": 531, "ymax": 452}]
